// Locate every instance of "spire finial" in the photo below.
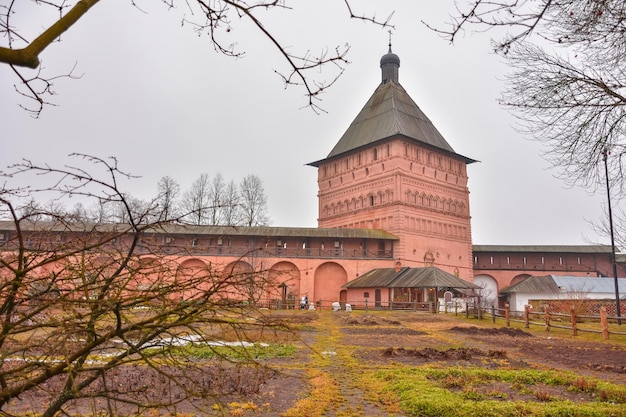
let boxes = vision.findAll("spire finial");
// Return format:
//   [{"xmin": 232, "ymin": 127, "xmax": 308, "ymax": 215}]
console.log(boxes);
[{"xmin": 380, "ymin": 33, "xmax": 400, "ymax": 84}]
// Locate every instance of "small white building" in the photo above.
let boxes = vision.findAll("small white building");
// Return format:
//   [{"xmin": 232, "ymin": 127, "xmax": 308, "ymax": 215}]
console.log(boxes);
[{"xmin": 500, "ymin": 275, "xmax": 626, "ymax": 313}]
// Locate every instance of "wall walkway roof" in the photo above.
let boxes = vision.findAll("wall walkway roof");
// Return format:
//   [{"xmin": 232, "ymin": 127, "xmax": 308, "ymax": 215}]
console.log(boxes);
[
  {"xmin": 473, "ymin": 245, "xmax": 614, "ymax": 254},
  {"xmin": 0, "ymin": 220, "xmax": 399, "ymax": 240}
]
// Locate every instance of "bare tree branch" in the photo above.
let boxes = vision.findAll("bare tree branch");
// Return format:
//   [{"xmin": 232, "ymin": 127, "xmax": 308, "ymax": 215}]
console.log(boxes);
[
  {"xmin": 1, "ymin": 0, "xmax": 395, "ymax": 114},
  {"xmin": 426, "ymin": 1, "xmax": 626, "ymax": 197},
  {"xmin": 0, "ymin": 154, "xmax": 295, "ymax": 415},
  {"xmin": 0, "ymin": 0, "xmax": 100, "ymax": 68},
  {"xmin": 500, "ymin": 42, "xmax": 626, "ymax": 192}
]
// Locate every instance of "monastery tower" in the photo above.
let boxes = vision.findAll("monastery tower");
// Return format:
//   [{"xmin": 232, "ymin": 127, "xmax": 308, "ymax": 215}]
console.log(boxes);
[{"xmin": 309, "ymin": 45, "xmax": 476, "ymax": 281}]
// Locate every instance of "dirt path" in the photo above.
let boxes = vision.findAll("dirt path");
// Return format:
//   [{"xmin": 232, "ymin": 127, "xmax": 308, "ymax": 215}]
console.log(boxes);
[{"xmin": 309, "ymin": 312, "xmax": 406, "ymax": 417}]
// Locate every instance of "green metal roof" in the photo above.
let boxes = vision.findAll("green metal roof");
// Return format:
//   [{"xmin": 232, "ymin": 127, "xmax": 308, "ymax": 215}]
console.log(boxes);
[
  {"xmin": 499, "ymin": 275, "xmax": 561, "ymax": 294},
  {"xmin": 343, "ymin": 267, "xmax": 479, "ymax": 289}
]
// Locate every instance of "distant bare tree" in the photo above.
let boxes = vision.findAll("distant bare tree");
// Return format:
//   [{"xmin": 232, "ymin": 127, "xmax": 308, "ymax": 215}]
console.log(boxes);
[
  {"xmin": 429, "ymin": 1, "xmax": 626, "ymax": 193},
  {"xmin": 499, "ymin": 42, "xmax": 626, "ymax": 193},
  {"xmin": 0, "ymin": 154, "xmax": 285, "ymax": 416},
  {"xmin": 156, "ymin": 176, "xmax": 181, "ymax": 221},
  {"xmin": 88, "ymin": 199, "xmax": 112, "ymax": 223},
  {"xmin": 475, "ymin": 282, "xmax": 496, "ymax": 309},
  {"xmin": 208, "ymin": 173, "xmax": 226, "ymax": 225},
  {"xmin": 69, "ymin": 202, "xmax": 89, "ymax": 221},
  {"xmin": 588, "ymin": 205, "xmax": 626, "ymax": 252},
  {"xmin": 180, "ymin": 173, "xmax": 211, "ymax": 225},
  {"xmin": 1, "ymin": 1, "xmax": 392, "ymax": 116},
  {"xmin": 239, "ymin": 174, "xmax": 270, "ymax": 227},
  {"xmin": 16, "ymin": 198, "xmax": 43, "ymax": 221},
  {"xmin": 221, "ymin": 179, "xmax": 241, "ymax": 226},
  {"xmin": 110, "ymin": 193, "xmax": 151, "ymax": 224}
]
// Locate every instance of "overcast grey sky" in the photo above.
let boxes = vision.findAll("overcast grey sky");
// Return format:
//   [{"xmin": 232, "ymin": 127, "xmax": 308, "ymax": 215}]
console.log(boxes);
[{"xmin": 1, "ymin": 1, "xmax": 610, "ymax": 245}]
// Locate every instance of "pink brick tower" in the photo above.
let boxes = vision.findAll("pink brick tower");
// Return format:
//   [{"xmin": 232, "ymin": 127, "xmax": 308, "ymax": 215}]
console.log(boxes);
[{"xmin": 309, "ymin": 44, "xmax": 476, "ymax": 281}]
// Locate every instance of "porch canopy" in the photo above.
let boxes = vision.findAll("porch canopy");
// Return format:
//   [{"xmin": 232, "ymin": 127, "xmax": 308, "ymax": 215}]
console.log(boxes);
[{"xmin": 343, "ymin": 266, "xmax": 479, "ymax": 290}]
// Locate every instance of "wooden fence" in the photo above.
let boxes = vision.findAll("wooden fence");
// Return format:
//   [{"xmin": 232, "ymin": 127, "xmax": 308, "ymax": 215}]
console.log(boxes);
[{"xmin": 464, "ymin": 303, "xmax": 626, "ymax": 340}]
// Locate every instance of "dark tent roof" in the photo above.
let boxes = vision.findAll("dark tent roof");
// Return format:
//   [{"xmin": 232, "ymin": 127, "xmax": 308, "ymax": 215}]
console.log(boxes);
[
  {"xmin": 343, "ymin": 267, "xmax": 479, "ymax": 290},
  {"xmin": 327, "ymin": 81, "xmax": 456, "ymax": 156},
  {"xmin": 308, "ymin": 80, "xmax": 476, "ymax": 167},
  {"xmin": 308, "ymin": 47, "xmax": 477, "ymax": 168}
]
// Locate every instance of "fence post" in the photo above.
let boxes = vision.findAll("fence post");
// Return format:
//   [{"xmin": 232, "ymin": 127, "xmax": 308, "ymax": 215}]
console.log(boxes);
[
  {"xmin": 505, "ymin": 303, "xmax": 510, "ymax": 327},
  {"xmin": 544, "ymin": 307, "xmax": 551, "ymax": 332},
  {"xmin": 466, "ymin": 303, "xmax": 469, "ymax": 319},
  {"xmin": 570, "ymin": 306, "xmax": 577, "ymax": 336},
  {"xmin": 524, "ymin": 305, "xmax": 530, "ymax": 329},
  {"xmin": 600, "ymin": 306, "xmax": 609, "ymax": 340},
  {"xmin": 491, "ymin": 305, "xmax": 496, "ymax": 324}
]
